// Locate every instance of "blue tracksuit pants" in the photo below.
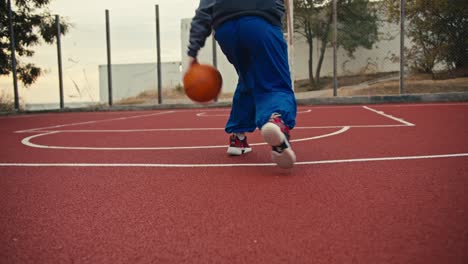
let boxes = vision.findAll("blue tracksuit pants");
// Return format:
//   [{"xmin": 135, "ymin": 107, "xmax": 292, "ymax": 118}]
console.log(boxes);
[{"xmin": 214, "ymin": 16, "xmax": 297, "ymax": 134}]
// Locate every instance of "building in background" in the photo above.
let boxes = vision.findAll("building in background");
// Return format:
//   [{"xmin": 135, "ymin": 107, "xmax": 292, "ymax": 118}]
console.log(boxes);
[
  {"xmin": 99, "ymin": 16, "xmax": 402, "ymax": 101},
  {"xmin": 180, "ymin": 17, "xmax": 402, "ymax": 93},
  {"xmin": 180, "ymin": 18, "xmax": 238, "ymax": 94},
  {"xmin": 99, "ymin": 61, "xmax": 181, "ymax": 103}
]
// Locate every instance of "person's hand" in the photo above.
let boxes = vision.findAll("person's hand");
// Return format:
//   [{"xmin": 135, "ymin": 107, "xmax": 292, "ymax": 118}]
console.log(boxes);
[
  {"xmin": 189, "ymin": 56, "xmax": 199, "ymax": 66},
  {"xmin": 184, "ymin": 56, "xmax": 199, "ymax": 76}
]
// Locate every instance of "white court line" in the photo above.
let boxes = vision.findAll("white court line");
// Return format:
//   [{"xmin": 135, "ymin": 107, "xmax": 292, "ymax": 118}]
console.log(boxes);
[
  {"xmin": 0, "ymin": 114, "xmax": 52, "ymax": 120},
  {"xmin": 363, "ymin": 106, "xmax": 415, "ymax": 126},
  {"xmin": 3, "ymin": 102, "xmax": 466, "ymax": 121},
  {"xmin": 15, "ymin": 111, "xmax": 175, "ymax": 133},
  {"xmin": 296, "ymin": 124, "xmax": 411, "ymax": 129},
  {"xmin": 0, "ymin": 153, "xmax": 466, "ymax": 168},
  {"xmin": 22, "ymin": 128, "xmax": 226, "ymax": 133},
  {"xmin": 20, "ymin": 127, "xmax": 350, "ymax": 150},
  {"xmin": 17, "ymin": 124, "xmax": 410, "ymax": 133},
  {"xmin": 197, "ymin": 109, "xmax": 312, "ymax": 117},
  {"xmin": 374, "ymin": 102, "xmax": 468, "ymax": 108}
]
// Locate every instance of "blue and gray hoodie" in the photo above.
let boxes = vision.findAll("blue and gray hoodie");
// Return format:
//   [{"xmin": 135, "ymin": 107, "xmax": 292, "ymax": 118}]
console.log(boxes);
[{"xmin": 188, "ymin": 0, "xmax": 286, "ymax": 58}]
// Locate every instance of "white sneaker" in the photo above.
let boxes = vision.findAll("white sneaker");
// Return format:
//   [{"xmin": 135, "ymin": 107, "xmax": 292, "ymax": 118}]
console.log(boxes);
[
  {"xmin": 226, "ymin": 134, "xmax": 252, "ymax": 156},
  {"xmin": 261, "ymin": 116, "xmax": 295, "ymax": 169}
]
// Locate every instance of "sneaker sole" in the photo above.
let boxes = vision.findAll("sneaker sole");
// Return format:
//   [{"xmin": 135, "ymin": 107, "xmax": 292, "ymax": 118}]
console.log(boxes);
[
  {"xmin": 261, "ymin": 122, "xmax": 296, "ymax": 169},
  {"xmin": 271, "ymin": 148, "xmax": 296, "ymax": 169},
  {"xmin": 261, "ymin": 123, "xmax": 285, "ymax": 146},
  {"xmin": 227, "ymin": 147, "xmax": 252, "ymax": 156}
]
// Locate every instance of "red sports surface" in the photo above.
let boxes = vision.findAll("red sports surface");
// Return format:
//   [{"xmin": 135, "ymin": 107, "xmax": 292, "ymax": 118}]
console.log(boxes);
[{"xmin": 0, "ymin": 103, "xmax": 467, "ymax": 263}]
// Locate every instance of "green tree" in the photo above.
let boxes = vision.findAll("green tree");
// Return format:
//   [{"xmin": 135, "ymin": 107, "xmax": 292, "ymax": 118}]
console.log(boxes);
[
  {"xmin": 294, "ymin": 0, "xmax": 379, "ymax": 90},
  {"xmin": 293, "ymin": 0, "xmax": 323, "ymax": 89},
  {"xmin": 384, "ymin": 0, "xmax": 468, "ymax": 75},
  {"xmin": 0, "ymin": 0, "xmax": 70, "ymax": 86}
]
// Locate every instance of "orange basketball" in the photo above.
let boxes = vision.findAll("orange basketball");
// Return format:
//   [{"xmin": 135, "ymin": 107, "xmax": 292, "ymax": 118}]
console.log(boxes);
[{"xmin": 183, "ymin": 63, "xmax": 222, "ymax": 103}]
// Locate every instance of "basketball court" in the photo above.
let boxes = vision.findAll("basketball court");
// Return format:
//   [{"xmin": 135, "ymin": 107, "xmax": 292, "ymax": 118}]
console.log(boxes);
[{"xmin": 1, "ymin": 102, "xmax": 467, "ymax": 263}]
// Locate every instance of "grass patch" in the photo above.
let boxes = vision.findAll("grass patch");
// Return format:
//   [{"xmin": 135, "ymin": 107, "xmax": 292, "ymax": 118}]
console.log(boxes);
[
  {"xmin": 0, "ymin": 92, "xmax": 20, "ymax": 112},
  {"xmin": 339, "ymin": 76, "xmax": 468, "ymax": 96},
  {"xmin": 294, "ymin": 72, "xmax": 399, "ymax": 93},
  {"xmin": 119, "ymin": 73, "xmax": 468, "ymax": 104},
  {"xmin": 115, "ymin": 88, "xmax": 234, "ymax": 105},
  {"xmin": 295, "ymin": 71, "xmax": 468, "ymax": 97}
]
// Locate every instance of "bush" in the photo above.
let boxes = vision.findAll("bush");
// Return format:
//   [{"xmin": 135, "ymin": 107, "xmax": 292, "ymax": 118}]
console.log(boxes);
[{"xmin": 0, "ymin": 92, "xmax": 16, "ymax": 112}]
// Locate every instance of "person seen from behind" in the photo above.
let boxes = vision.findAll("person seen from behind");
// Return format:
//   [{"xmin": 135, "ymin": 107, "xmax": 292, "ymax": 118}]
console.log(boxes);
[{"xmin": 187, "ymin": 0, "xmax": 297, "ymax": 168}]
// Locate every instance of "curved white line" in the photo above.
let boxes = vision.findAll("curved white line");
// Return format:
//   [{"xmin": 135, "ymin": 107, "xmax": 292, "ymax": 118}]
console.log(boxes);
[
  {"xmin": 21, "ymin": 127, "xmax": 350, "ymax": 150},
  {"xmin": 1, "ymin": 153, "xmax": 467, "ymax": 168},
  {"xmin": 19, "ymin": 124, "xmax": 407, "ymax": 133},
  {"xmin": 290, "ymin": 126, "xmax": 350, "ymax": 143},
  {"xmin": 21, "ymin": 132, "xmax": 61, "ymax": 148}
]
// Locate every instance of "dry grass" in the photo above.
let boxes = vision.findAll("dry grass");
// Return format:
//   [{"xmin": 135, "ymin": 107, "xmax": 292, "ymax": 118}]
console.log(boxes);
[
  {"xmin": 115, "ymin": 88, "xmax": 233, "ymax": 105},
  {"xmin": 339, "ymin": 77, "xmax": 468, "ymax": 96},
  {"xmin": 294, "ymin": 72, "xmax": 399, "ymax": 93},
  {"xmin": 117, "ymin": 74, "xmax": 468, "ymax": 105},
  {"xmin": 294, "ymin": 70, "xmax": 468, "ymax": 97},
  {"xmin": 115, "ymin": 90, "xmax": 162, "ymax": 105},
  {"xmin": 0, "ymin": 92, "xmax": 20, "ymax": 112}
]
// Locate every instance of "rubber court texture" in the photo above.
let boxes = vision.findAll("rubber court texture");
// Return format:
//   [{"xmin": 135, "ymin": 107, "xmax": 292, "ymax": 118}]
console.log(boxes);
[{"xmin": 0, "ymin": 102, "xmax": 467, "ymax": 263}]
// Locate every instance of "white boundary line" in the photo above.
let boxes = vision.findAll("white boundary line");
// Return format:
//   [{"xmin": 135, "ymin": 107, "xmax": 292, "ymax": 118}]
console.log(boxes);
[
  {"xmin": 18, "ymin": 127, "xmax": 226, "ymax": 133},
  {"xmin": 296, "ymin": 124, "xmax": 410, "ymax": 129},
  {"xmin": 374, "ymin": 102, "xmax": 468, "ymax": 108},
  {"xmin": 15, "ymin": 104, "xmax": 416, "ymax": 151},
  {"xmin": 362, "ymin": 106, "xmax": 415, "ymax": 126},
  {"xmin": 15, "ymin": 110, "xmax": 175, "ymax": 133},
  {"xmin": 20, "ymin": 127, "xmax": 351, "ymax": 150},
  {"xmin": 196, "ymin": 109, "xmax": 312, "ymax": 117},
  {"xmin": 14, "ymin": 124, "xmax": 409, "ymax": 133},
  {"xmin": 12, "ymin": 105, "xmax": 415, "ymax": 134},
  {"xmin": 4, "ymin": 105, "xmax": 466, "ymax": 168},
  {"xmin": 1, "ymin": 153, "xmax": 467, "ymax": 168},
  {"xmin": 12, "ymin": 104, "xmax": 419, "ymax": 152},
  {"xmin": 3, "ymin": 102, "xmax": 466, "ymax": 121}
]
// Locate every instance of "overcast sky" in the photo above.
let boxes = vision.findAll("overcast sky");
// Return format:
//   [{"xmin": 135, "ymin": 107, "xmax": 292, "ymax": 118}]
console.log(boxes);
[
  {"xmin": 0, "ymin": 0, "xmax": 200, "ymax": 104},
  {"xmin": 47, "ymin": 0, "xmax": 199, "ymax": 62}
]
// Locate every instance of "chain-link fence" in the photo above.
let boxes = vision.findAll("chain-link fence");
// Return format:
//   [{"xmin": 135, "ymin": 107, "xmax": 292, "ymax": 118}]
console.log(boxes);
[
  {"xmin": 2, "ymin": 0, "xmax": 467, "ymax": 112},
  {"xmin": 292, "ymin": 0, "xmax": 468, "ymax": 98},
  {"xmin": 333, "ymin": 0, "xmax": 402, "ymax": 97},
  {"xmin": 1, "ymin": 2, "xmax": 198, "ymax": 112},
  {"xmin": 402, "ymin": 0, "xmax": 468, "ymax": 94}
]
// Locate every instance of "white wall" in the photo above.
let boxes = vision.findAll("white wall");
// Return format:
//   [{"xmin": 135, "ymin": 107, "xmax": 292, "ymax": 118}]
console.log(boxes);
[
  {"xmin": 99, "ymin": 61, "xmax": 181, "ymax": 102},
  {"xmin": 293, "ymin": 21, "xmax": 401, "ymax": 79},
  {"xmin": 97, "ymin": 16, "xmax": 403, "ymax": 102}
]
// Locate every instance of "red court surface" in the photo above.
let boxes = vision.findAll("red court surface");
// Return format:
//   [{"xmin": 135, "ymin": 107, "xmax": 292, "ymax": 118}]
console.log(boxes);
[{"xmin": 1, "ymin": 102, "xmax": 467, "ymax": 263}]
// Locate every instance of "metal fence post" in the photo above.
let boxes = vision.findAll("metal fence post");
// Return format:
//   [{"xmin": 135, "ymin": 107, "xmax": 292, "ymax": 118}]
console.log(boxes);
[
  {"xmin": 155, "ymin": 5, "xmax": 162, "ymax": 104},
  {"xmin": 105, "ymin": 9, "xmax": 113, "ymax": 106},
  {"xmin": 286, "ymin": 0, "xmax": 295, "ymax": 91},
  {"xmin": 333, "ymin": 0, "xmax": 338, "ymax": 96},
  {"xmin": 212, "ymin": 34, "xmax": 218, "ymax": 102},
  {"xmin": 55, "ymin": 15, "xmax": 64, "ymax": 109},
  {"xmin": 400, "ymin": 0, "xmax": 406, "ymax": 95},
  {"xmin": 7, "ymin": 0, "xmax": 19, "ymax": 110}
]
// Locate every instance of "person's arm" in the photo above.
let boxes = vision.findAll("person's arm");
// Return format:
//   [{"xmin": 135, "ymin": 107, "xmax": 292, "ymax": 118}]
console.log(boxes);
[{"xmin": 187, "ymin": 0, "xmax": 215, "ymax": 59}]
